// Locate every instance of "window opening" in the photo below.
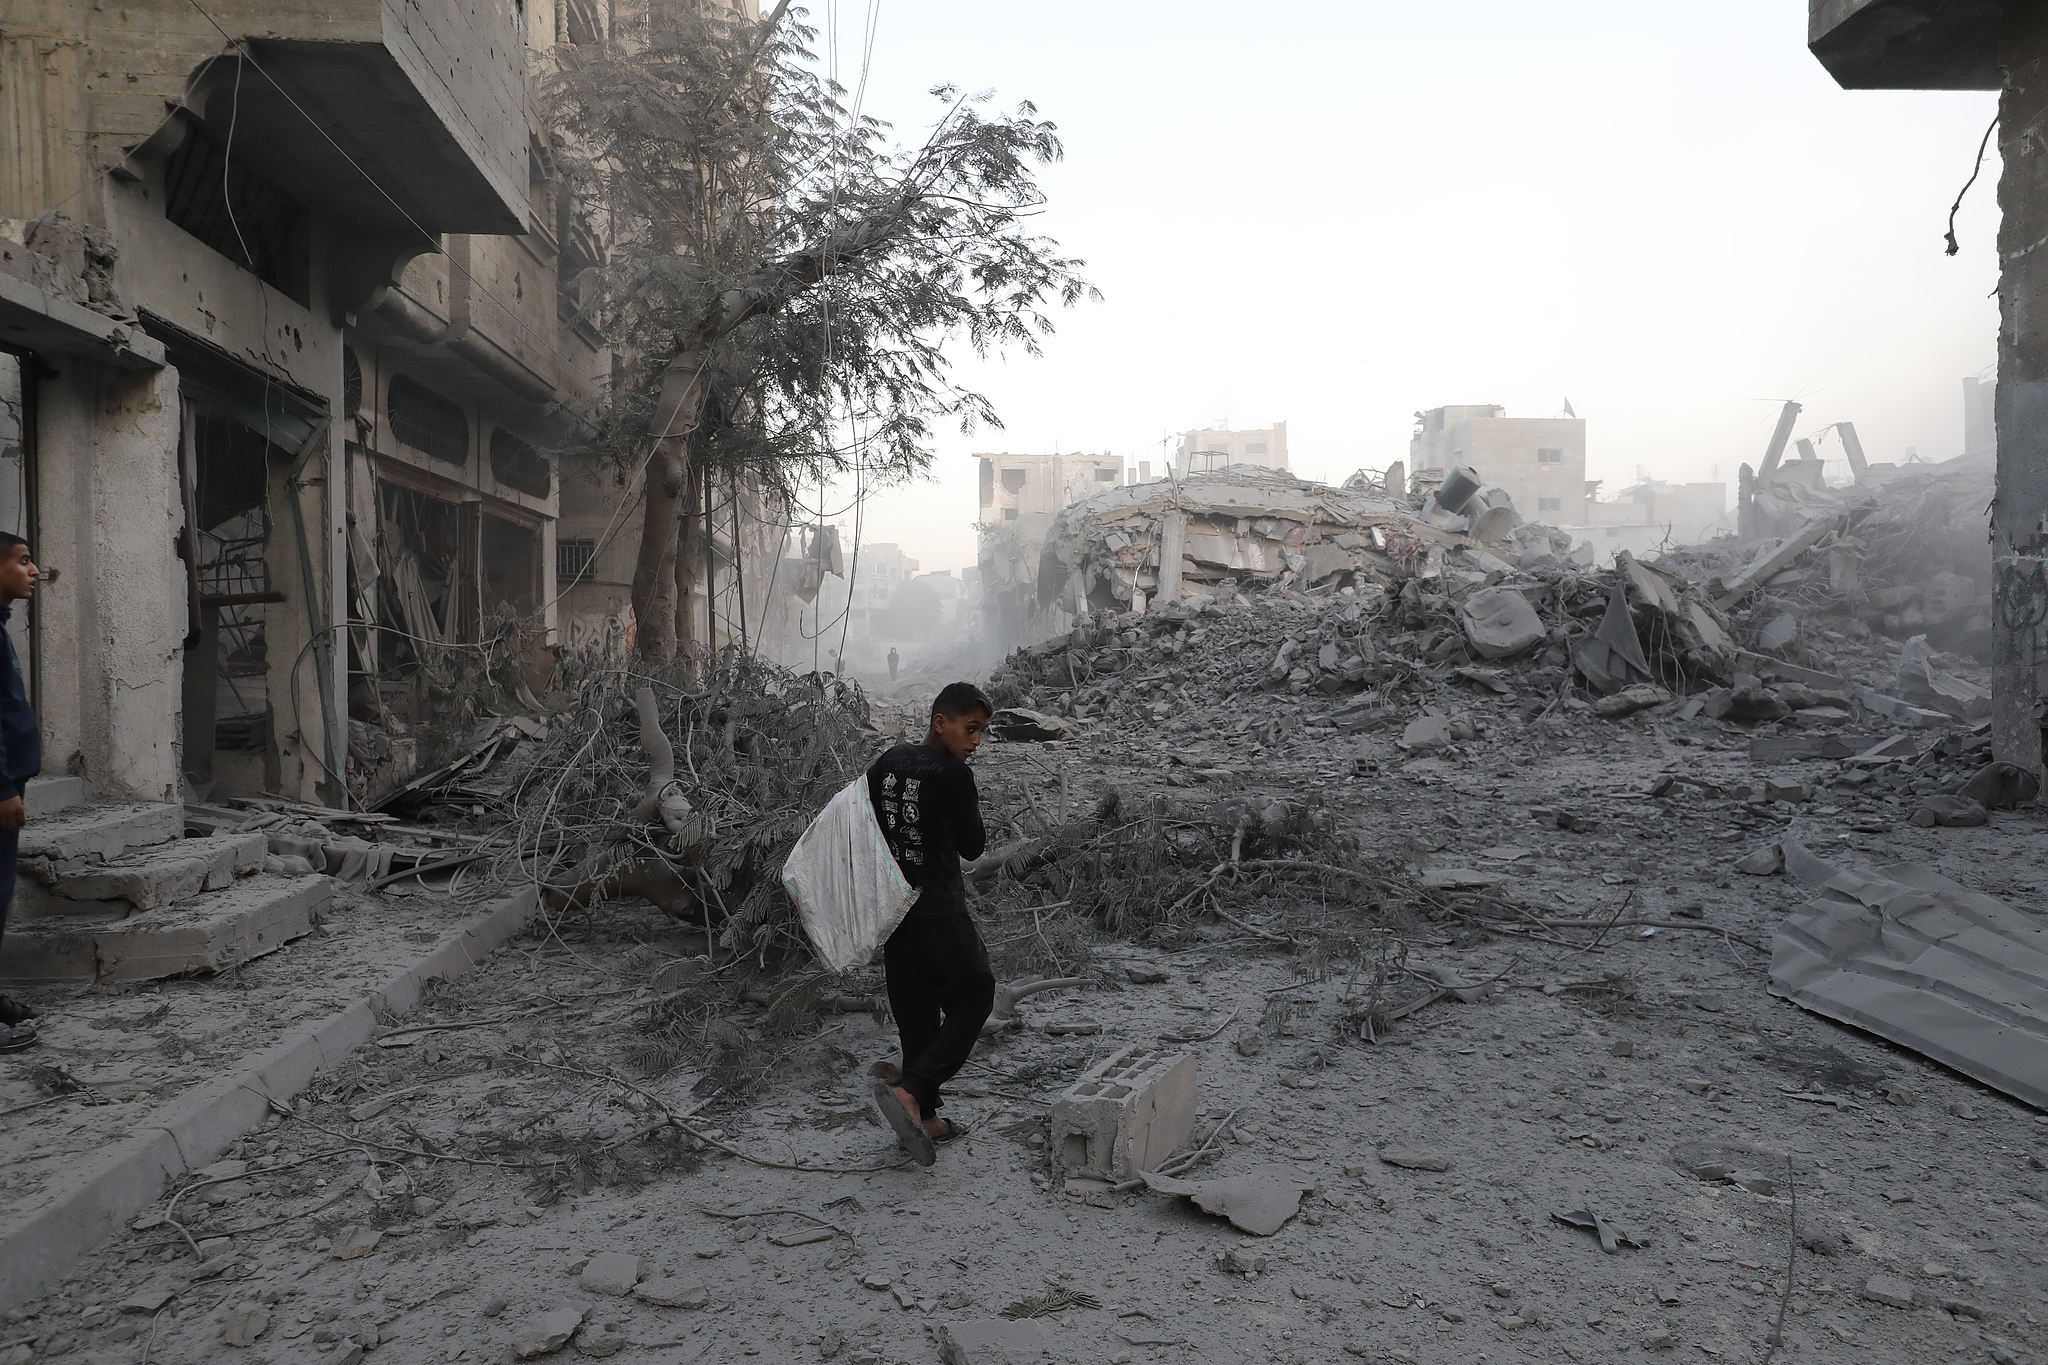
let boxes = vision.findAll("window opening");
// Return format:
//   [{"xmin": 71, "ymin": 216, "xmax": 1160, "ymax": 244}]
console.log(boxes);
[
  {"xmin": 161, "ymin": 113, "xmax": 310, "ymax": 304},
  {"xmin": 388, "ymin": 374, "xmax": 470, "ymax": 465}
]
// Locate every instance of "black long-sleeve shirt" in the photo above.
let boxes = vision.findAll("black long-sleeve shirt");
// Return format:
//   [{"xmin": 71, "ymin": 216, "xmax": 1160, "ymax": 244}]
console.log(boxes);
[
  {"xmin": 0, "ymin": 605, "xmax": 40, "ymax": 802},
  {"xmin": 866, "ymin": 742, "xmax": 985, "ymax": 918}
]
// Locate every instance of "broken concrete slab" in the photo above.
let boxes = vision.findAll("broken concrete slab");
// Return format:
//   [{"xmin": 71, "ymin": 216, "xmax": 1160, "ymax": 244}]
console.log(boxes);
[
  {"xmin": 20, "ymin": 802, "xmax": 184, "ymax": 864},
  {"xmin": 1861, "ymin": 1275, "xmax": 1917, "ymax": 1310},
  {"xmin": 1908, "ymin": 794, "xmax": 1988, "ymax": 828},
  {"xmin": 1419, "ymin": 868, "xmax": 1506, "ymax": 890},
  {"xmin": 513, "ymin": 1307, "xmax": 586, "ymax": 1358},
  {"xmin": 1140, "ymin": 1163, "xmax": 1316, "ymax": 1236},
  {"xmin": 328, "ymin": 1225, "xmax": 381, "ymax": 1260},
  {"xmin": 577, "ymin": 1251, "xmax": 642, "ymax": 1296},
  {"xmin": 1051, "ymin": 1044, "xmax": 1196, "ymax": 1181},
  {"xmin": 219, "ymin": 1305, "xmax": 268, "ymax": 1347},
  {"xmin": 1458, "ymin": 586, "xmax": 1546, "ymax": 660},
  {"xmin": 1772, "ymin": 842, "xmax": 2048, "ymax": 1111},
  {"xmin": 935, "ymin": 1317, "xmax": 1049, "ymax": 1364},
  {"xmin": 1591, "ymin": 684, "xmax": 1670, "ymax": 718},
  {"xmin": 1398, "ymin": 713, "xmax": 1452, "ymax": 753},
  {"xmin": 1733, "ymin": 844, "xmax": 1783, "ymax": 876}
]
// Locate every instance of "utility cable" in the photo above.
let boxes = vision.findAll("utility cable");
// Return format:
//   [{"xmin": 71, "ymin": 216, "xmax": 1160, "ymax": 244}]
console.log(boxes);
[{"xmin": 1946, "ymin": 112, "xmax": 1999, "ymax": 258}]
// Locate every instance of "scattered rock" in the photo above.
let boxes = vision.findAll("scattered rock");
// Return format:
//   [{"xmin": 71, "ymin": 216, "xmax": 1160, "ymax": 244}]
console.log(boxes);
[
  {"xmin": 935, "ymin": 1317, "xmax": 1050, "ymax": 1364},
  {"xmin": 1958, "ymin": 761, "xmax": 2040, "ymax": 809},
  {"xmin": 633, "ymin": 1280, "xmax": 710, "ymax": 1310},
  {"xmin": 120, "ymin": 1289, "xmax": 174, "ymax": 1315},
  {"xmin": 328, "ymin": 1226, "xmax": 382, "ymax": 1260},
  {"xmin": 1734, "ymin": 844, "xmax": 1784, "ymax": 875},
  {"xmin": 1642, "ymin": 1327, "xmax": 1678, "ymax": 1351},
  {"xmin": 1378, "ymin": 1148, "xmax": 1452, "ymax": 1173},
  {"xmin": 1592, "ymin": 684, "xmax": 1670, "ymax": 718},
  {"xmin": 220, "ymin": 1306, "xmax": 268, "ymax": 1347},
  {"xmin": 1399, "ymin": 714, "xmax": 1452, "ymax": 753},
  {"xmin": 575, "ymin": 1325, "xmax": 629, "ymax": 1357},
  {"xmin": 1140, "ymin": 1164, "xmax": 1316, "ymax": 1236},
  {"xmin": 1125, "ymin": 966, "xmax": 1169, "ymax": 985},
  {"xmin": 1216, "ymin": 1248, "xmax": 1267, "ymax": 1277},
  {"xmin": 578, "ymin": 1251, "xmax": 643, "ymax": 1297},
  {"xmin": 1861, "ymin": 1275, "xmax": 1917, "ymax": 1309},
  {"xmin": 1910, "ymin": 794, "xmax": 1988, "ymax": 828},
  {"xmin": 1459, "ymin": 586, "xmax": 1547, "ymax": 660},
  {"xmin": 513, "ymin": 1307, "xmax": 587, "ymax": 1359}
]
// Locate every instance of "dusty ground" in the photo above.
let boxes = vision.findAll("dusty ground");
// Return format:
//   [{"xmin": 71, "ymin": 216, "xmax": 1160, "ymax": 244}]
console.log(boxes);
[{"xmin": 3, "ymin": 692, "xmax": 2046, "ymax": 1365}]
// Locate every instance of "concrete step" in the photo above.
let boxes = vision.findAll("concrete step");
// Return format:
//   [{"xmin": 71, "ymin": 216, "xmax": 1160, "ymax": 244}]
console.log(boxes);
[
  {"xmin": 24, "ymin": 775, "xmax": 83, "ymax": 817},
  {"xmin": 0, "ymin": 874, "xmax": 330, "ymax": 984},
  {"xmin": 38, "ymin": 830, "xmax": 268, "ymax": 912},
  {"xmin": 20, "ymin": 801, "xmax": 183, "ymax": 864}
]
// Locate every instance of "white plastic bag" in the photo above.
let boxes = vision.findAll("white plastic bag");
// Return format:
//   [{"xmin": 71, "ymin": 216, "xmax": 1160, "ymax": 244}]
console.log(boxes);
[{"xmin": 782, "ymin": 775, "xmax": 919, "ymax": 971}]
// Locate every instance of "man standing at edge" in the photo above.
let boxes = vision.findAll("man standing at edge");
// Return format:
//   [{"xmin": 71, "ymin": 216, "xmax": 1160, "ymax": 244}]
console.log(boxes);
[
  {"xmin": 866, "ymin": 681, "xmax": 994, "ymax": 1165},
  {"xmin": 0, "ymin": 534, "xmax": 42, "ymax": 1054}
]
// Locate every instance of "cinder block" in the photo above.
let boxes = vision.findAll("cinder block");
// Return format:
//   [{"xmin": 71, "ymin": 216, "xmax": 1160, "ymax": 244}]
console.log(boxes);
[{"xmin": 1049, "ymin": 1044, "xmax": 1197, "ymax": 1181}]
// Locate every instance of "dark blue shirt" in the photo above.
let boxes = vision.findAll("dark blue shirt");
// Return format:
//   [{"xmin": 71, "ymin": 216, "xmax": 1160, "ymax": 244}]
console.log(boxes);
[
  {"xmin": 0, "ymin": 604, "xmax": 40, "ymax": 802},
  {"xmin": 866, "ymin": 742, "xmax": 985, "ymax": 918}
]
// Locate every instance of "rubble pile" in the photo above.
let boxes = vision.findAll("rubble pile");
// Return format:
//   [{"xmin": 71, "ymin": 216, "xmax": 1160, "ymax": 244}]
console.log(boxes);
[{"xmin": 993, "ymin": 455, "xmax": 1997, "ymax": 741}]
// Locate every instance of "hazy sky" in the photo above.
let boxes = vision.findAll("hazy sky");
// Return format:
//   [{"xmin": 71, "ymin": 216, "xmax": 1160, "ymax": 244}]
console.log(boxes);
[{"xmin": 812, "ymin": 0, "xmax": 2002, "ymax": 577}]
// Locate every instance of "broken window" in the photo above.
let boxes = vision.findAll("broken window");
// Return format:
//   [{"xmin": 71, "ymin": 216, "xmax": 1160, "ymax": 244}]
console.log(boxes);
[
  {"xmin": 1537, "ymin": 448, "xmax": 1564, "ymax": 463},
  {"xmin": 557, "ymin": 537, "xmax": 598, "ymax": 585},
  {"xmin": 161, "ymin": 113, "xmax": 310, "ymax": 304},
  {"xmin": 489, "ymin": 428, "xmax": 552, "ymax": 498},
  {"xmin": 182, "ymin": 406, "xmax": 279, "ymax": 788},
  {"xmin": 1000, "ymin": 468, "xmax": 1028, "ymax": 494},
  {"xmin": 388, "ymin": 374, "xmax": 470, "ymax": 466},
  {"xmin": 1094, "ymin": 468, "xmax": 1118, "ymax": 481},
  {"xmin": 1538, "ymin": 497, "xmax": 1562, "ymax": 512}
]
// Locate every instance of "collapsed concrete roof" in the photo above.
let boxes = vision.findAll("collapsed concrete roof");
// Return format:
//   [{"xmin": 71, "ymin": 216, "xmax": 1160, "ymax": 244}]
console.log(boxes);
[{"xmin": 1030, "ymin": 466, "xmax": 1482, "ymax": 614}]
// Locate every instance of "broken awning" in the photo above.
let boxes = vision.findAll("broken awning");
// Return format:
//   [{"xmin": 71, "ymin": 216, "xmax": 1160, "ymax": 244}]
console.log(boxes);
[{"xmin": 1770, "ymin": 841, "xmax": 2048, "ymax": 1111}]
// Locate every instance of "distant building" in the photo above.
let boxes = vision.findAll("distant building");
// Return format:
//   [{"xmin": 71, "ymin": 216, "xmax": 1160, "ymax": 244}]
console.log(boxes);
[
  {"xmin": 1175, "ymin": 422, "xmax": 1288, "ymax": 477},
  {"xmin": 975, "ymin": 450, "xmax": 1124, "ymax": 648},
  {"xmin": 1410, "ymin": 405, "xmax": 1587, "ymax": 522},
  {"xmin": 1410, "ymin": 405, "xmax": 1726, "ymax": 564}
]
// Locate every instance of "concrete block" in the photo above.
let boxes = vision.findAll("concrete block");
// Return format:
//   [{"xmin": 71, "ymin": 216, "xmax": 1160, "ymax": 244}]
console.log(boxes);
[
  {"xmin": 20, "ymin": 801, "xmax": 182, "ymax": 863},
  {"xmin": 52, "ymin": 831, "xmax": 269, "ymax": 910},
  {"xmin": 93, "ymin": 874, "xmax": 328, "ymax": 984},
  {"xmin": 1049, "ymin": 1044, "xmax": 1197, "ymax": 1181},
  {"xmin": 24, "ymin": 775, "xmax": 84, "ymax": 817},
  {"xmin": 936, "ymin": 1318, "xmax": 1048, "ymax": 1364}
]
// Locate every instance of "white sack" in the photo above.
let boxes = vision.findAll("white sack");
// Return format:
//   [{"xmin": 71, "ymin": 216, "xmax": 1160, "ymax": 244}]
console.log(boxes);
[{"xmin": 782, "ymin": 775, "xmax": 919, "ymax": 972}]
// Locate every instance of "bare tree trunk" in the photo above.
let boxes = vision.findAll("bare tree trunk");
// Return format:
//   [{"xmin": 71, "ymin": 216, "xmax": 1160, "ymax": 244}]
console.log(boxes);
[
  {"xmin": 675, "ymin": 460, "xmax": 703, "ymax": 660},
  {"xmin": 632, "ymin": 348, "xmax": 708, "ymax": 663}
]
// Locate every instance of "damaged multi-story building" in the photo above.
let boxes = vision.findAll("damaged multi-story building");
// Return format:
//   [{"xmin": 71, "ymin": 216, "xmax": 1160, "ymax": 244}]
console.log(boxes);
[{"xmin": 0, "ymin": 0, "xmax": 811, "ymax": 833}]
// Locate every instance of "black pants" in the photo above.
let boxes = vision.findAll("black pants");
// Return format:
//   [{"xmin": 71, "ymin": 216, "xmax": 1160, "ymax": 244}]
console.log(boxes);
[
  {"xmin": 0, "ymin": 825, "xmax": 17, "ymax": 951},
  {"xmin": 883, "ymin": 913, "xmax": 995, "ymax": 1117}
]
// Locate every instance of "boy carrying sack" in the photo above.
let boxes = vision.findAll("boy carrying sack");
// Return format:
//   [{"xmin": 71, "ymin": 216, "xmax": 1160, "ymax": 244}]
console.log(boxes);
[
  {"xmin": 781, "ymin": 682, "xmax": 995, "ymax": 1166},
  {"xmin": 865, "ymin": 682, "xmax": 994, "ymax": 1164}
]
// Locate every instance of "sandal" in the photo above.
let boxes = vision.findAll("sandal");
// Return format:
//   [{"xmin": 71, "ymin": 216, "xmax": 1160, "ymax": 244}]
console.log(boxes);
[
  {"xmin": 931, "ymin": 1117, "xmax": 968, "ymax": 1144},
  {"xmin": 869, "ymin": 1078, "xmax": 936, "ymax": 1166}
]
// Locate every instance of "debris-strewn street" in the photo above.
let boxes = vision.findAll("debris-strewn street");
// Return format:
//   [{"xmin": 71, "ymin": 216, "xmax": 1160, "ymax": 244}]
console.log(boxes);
[{"xmin": 6, "ymin": 656, "xmax": 2046, "ymax": 1364}]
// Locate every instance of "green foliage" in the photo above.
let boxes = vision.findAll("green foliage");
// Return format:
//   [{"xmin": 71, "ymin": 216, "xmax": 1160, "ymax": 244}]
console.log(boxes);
[{"xmin": 545, "ymin": 3, "xmax": 1095, "ymax": 497}]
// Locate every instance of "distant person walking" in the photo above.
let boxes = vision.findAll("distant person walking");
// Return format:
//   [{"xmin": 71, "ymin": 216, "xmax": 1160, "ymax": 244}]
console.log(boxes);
[
  {"xmin": 887, "ymin": 647, "xmax": 899, "ymax": 681},
  {"xmin": 0, "ymin": 534, "xmax": 43, "ymax": 1053}
]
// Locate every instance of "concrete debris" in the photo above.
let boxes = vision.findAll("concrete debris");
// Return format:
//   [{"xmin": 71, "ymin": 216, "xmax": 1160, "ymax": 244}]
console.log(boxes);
[
  {"xmin": 1050, "ymin": 1045, "xmax": 1197, "ymax": 1182},
  {"xmin": 935, "ymin": 1317, "xmax": 1049, "ymax": 1364},
  {"xmin": 577, "ymin": 1251, "xmax": 643, "ymax": 1296},
  {"xmin": 632, "ymin": 1279, "xmax": 709, "ymax": 1309},
  {"xmin": 1733, "ymin": 844, "xmax": 1784, "ymax": 876},
  {"xmin": 1908, "ymin": 794, "xmax": 1988, "ymax": 828},
  {"xmin": 1861, "ymin": 1275, "xmax": 1918, "ymax": 1310},
  {"xmin": 1458, "ymin": 586, "xmax": 1546, "ymax": 659},
  {"xmin": 1591, "ymin": 684, "xmax": 1670, "ymax": 718},
  {"xmin": 1772, "ymin": 842, "xmax": 2048, "ymax": 1110},
  {"xmin": 1377, "ymin": 1148, "xmax": 1453, "ymax": 1172},
  {"xmin": 1957, "ymin": 761, "xmax": 2041, "ymax": 809},
  {"xmin": 1140, "ymin": 1164, "xmax": 1316, "ymax": 1236},
  {"xmin": 987, "ymin": 708, "xmax": 1077, "ymax": 743},
  {"xmin": 513, "ymin": 1307, "xmax": 587, "ymax": 1358},
  {"xmin": 219, "ymin": 1306, "xmax": 269, "ymax": 1347},
  {"xmin": 327, "ymin": 1226, "xmax": 382, "ymax": 1260},
  {"xmin": 1550, "ymin": 1208, "xmax": 1649, "ymax": 1253}
]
